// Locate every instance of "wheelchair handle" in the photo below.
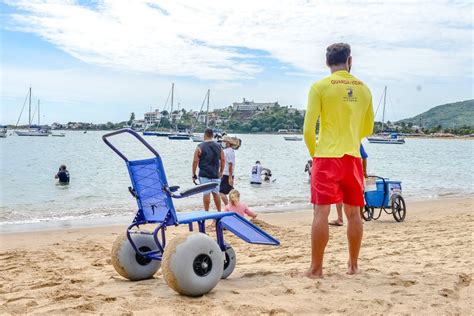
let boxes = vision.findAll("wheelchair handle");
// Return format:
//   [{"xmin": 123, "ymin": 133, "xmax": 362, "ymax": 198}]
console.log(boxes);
[{"xmin": 102, "ymin": 128, "xmax": 160, "ymax": 162}]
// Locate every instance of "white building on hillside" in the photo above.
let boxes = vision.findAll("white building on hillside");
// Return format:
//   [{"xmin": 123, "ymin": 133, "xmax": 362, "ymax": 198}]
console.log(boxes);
[
  {"xmin": 232, "ymin": 98, "xmax": 279, "ymax": 111},
  {"xmin": 144, "ymin": 111, "xmax": 163, "ymax": 125}
]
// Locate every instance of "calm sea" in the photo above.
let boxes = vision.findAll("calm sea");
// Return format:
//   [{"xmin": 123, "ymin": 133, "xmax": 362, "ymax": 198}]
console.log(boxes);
[{"xmin": 1, "ymin": 131, "xmax": 472, "ymax": 231}]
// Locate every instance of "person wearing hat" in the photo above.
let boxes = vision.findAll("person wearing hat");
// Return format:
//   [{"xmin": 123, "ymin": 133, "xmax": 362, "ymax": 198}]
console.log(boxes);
[{"xmin": 219, "ymin": 136, "xmax": 236, "ymax": 205}]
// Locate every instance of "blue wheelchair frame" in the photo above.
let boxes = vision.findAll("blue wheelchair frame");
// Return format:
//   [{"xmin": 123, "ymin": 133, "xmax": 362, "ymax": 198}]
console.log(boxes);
[{"xmin": 103, "ymin": 129, "xmax": 279, "ymax": 262}]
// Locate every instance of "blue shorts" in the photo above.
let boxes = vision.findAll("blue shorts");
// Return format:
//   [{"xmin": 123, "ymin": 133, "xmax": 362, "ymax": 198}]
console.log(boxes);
[{"xmin": 199, "ymin": 177, "xmax": 220, "ymax": 194}]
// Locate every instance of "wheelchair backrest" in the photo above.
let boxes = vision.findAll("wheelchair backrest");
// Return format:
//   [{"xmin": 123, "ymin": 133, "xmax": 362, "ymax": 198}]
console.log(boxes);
[{"xmin": 127, "ymin": 157, "xmax": 178, "ymax": 225}]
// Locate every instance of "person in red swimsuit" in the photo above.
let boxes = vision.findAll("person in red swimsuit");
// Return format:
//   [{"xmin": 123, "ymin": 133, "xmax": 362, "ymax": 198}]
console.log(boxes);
[{"xmin": 303, "ymin": 43, "xmax": 374, "ymax": 278}]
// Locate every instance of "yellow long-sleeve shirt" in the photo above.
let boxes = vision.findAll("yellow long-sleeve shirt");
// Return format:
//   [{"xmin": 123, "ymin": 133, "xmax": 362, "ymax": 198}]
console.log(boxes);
[{"xmin": 303, "ymin": 70, "xmax": 374, "ymax": 158}]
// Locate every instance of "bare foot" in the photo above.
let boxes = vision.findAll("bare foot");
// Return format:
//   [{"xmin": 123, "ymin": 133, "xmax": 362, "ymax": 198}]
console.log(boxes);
[
  {"xmin": 347, "ymin": 262, "xmax": 360, "ymax": 275},
  {"xmin": 303, "ymin": 269, "xmax": 323, "ymax": 279},
  {"xmin": 328, "ymin": 220, "xmax": 343, "ymax": 226}
]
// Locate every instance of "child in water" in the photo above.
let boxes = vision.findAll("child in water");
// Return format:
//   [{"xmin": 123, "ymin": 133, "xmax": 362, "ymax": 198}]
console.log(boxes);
[{"xmin": 224, "ymin": 189, "xmax": 257, "ymax": 219}]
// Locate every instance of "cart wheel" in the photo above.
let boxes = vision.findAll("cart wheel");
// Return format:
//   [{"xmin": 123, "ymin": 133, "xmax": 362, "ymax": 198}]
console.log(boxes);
[
  {"xmin": 162, "ymin": 232, "xmax": 224, "ymax": 296},
  {"xmin": 391, "ymin": 195, "xmax": 406, "ymax": 222},
  {"xmin": 111, "ymin": 233, "xmax": 161, "ymax": 281},
  {"xmin": 222, "ymin": 245, "xmax": 236, "ymax": 279},
  {"xmin": 361, "ymin": 205, "xmax": 373, "ymax": 221}
]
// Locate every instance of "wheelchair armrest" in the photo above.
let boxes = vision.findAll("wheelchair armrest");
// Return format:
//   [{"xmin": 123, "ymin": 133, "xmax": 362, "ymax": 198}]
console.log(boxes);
[
  {"xmin": 168, "ymin": 186, "xmax": 180, "ymax": 192},
  {"xmin": 167, "ymin": 183, "xmax": 218, "ymax": 199}
]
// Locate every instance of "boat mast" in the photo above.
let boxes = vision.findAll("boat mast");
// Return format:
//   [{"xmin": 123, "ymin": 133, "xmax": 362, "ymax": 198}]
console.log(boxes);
[
  {"xmin": 206, "ymin": 89, "xmax": 210, "ymax": 128},
  {"xmin": 381, "ymin": 86, "xmax": 387, "ymax": 132},
  {"xmin": 28, "ymin": 86, "xmax": 32, "ymax": 127},
  {"xmin": 170, "ymin": 83, "xmax": 174, "ymax": 130},
  {"xmin": 38, "ymin": 100, "xmax": 40, "ymax": 125}
]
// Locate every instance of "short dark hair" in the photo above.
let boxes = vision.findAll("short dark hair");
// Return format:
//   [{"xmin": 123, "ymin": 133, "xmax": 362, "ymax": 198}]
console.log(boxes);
[
  {"xmin": 204, "ymin": 128, "xmax": 213, "ymax": 138},
  {"xmin": 326, "ymin": 43, "xmax": 351, "ymax": 66},
  {"xmin": 255, "ymin": 160, "xmax": 261, "ymax": 164}
]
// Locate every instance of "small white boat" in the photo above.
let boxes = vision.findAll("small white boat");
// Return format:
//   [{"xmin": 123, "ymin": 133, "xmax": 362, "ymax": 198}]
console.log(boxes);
[
  {"xmin": 284, "ymin": 136, "xmax": 302, "ymax": 141},
  {"xmin": 168, "ymin": 132, "xmax": 192, "ymax": 140},
  {"xmin": 15, "ymin": 128, "xmax": 51, "ymax": 137},
  {"xmin": 367, "ymin": 134, "xmax": 405, "ymax": 144},
  {"xmin": 368, "ymin": 86, "xmax": 405, "ymax": 145},
  {"xmin": 192, "ymin": 135, "xmax": 204, "ymax": 142},
  {"xmin": 52, "ymin": 133, "xmax": 66, "ymax": 137}
]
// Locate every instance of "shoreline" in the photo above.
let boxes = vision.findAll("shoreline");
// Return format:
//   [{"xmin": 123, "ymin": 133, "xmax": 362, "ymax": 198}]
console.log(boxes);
[
  {"xmin": 0, "ymin": 196, "xmax": 472, "ymax": 314},
  {"xmin": 1, "ymin": 195, "xmax": 472, "ymax": 234}
]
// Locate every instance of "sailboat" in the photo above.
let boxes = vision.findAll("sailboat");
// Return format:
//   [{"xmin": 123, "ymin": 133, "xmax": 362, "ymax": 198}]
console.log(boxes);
[
  {"xmin": 143, "ymin": 83, "xmax": 173, "ymax": 137},
  {"xmin": 168, "ymin": 83, "xmax": 192, "ymax": 140},
  {"xmin": 15, "ymin": 87, "xmax": 51, "ymax": 137},
  {"xmin": 191, "ymin": 89, "xmax": 211, "ymax": 143},
  {"xmin": 367, "ymin": 86, "xmax": 405, "ymax": 144}
]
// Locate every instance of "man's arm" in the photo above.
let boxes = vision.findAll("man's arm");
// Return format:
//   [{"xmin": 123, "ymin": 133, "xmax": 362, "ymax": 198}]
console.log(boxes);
[
  {"xmin": 228, "ymin": 150, "xmax": 235, "ymax": 186},
  {"xmin": 303, "ymin": 85, "xmax": 321, "ymax": 157},
  {"xmin": 192, "ymin": 147, "xmax": 201, "ymax": 180},
  {"xmin": 362, "ymin": 158, "xmax": 368, "ymax": 178},
  {"xmin": 228, "ymin": 162, "xmax": 234, "ymax": 186},
  {"xmin": 219, "ymin": 149, "xmax": 225, "ymax": 178}
]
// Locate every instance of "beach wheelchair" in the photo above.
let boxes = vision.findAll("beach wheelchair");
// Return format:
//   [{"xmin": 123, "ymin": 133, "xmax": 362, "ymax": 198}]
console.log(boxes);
[
  {"xmin": 102, "ymin": 129, "xmax": 279, "ymax": 296},
  {"xmin": 362, "ymin": 176, "xmax": 407, "ymax": 222}
]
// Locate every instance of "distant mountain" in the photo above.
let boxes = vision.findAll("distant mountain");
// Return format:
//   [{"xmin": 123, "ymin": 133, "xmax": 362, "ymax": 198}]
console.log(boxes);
[{"xmin": 397, "ymin": 100, "xmax": 474, "ymax": 129}]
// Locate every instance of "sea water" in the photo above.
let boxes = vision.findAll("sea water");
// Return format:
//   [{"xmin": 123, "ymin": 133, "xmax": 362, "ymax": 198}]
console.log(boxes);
[{"xmin": 0, "ymin": 131, "xmax": 472, "ymax": 231}]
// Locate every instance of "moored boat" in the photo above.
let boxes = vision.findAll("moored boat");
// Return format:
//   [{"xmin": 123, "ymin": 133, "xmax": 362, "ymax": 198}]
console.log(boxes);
[
  {"xmin": 168, "ymin": 133, "xmax": 191, "ymax": 140},
  {"xmin": 368, "ymin": 86, "xmax": 405, "ymax": 145},
  {"xmin": 192, "ymin": 135, "xmax": 204, "ymax": 142},
  {"xmin": 143, "ymin": 131, "xmax": 172, "ymax": 137},
  {"xmin": 368, "ymin": 133, "xmax": 405, "ymax": 144},
  {"xmin": 284, "ymin": 136, "xmax": 302, "ymax": 141},
  {"xmin": 14, "ymin": 88, "xmax": 51, "ymax": 137}
]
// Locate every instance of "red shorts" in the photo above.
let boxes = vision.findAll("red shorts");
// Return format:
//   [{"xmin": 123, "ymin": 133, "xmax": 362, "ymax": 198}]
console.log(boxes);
[{"xmin": 311, "ymin": 155, "xmax": 364, "ymax": 206}]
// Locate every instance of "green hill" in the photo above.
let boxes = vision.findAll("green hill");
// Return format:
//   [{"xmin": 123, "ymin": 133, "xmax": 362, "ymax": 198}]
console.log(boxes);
[{"xmin": 397, "ymin": 100, "xmax": 474, "ymax": 129}]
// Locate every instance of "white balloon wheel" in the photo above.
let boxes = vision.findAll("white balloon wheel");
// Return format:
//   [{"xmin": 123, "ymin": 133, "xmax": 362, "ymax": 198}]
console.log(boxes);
[
  {"xmin": 162, "ymin": 232, "xmax": 224, "ymax": 296},
  {"xmin": 221, "ymin": 246, "xmax": 236, "ymax": 279},
  {"xmin": 111, "ymin": 233, "xmax": 161, "ymax": 281}
]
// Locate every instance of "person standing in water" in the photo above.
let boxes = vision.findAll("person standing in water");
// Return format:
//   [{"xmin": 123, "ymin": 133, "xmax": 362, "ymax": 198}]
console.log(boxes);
[
  {"xmin": 303, "ymin": 43, "xmax": 374, "ymax": 278},
  {"xmin": 55, "ymin": 165, "xmax": 70, "ymax": 184},
  {"xmin": 192, "ymin": 128, "xmax": 225, "ymax": 211},
  {"xmin": 250, "ymin": 161, "xmax": 272, "ymax": 184}
]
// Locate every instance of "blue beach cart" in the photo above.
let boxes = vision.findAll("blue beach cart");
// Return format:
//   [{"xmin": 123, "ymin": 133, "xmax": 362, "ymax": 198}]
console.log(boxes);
[
  {"xmin": 362, "ymin": 176, "xmax": 407, "ymax": 222},
  {"xmin": 102, "ymin": 129, "xmax": 279, "ymax": 296}
]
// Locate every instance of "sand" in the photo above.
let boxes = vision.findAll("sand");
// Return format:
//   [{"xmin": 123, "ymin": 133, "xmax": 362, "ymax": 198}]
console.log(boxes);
[{"xmin": 0, "ymin": 197, "xmax": 472, "ymax": 315}]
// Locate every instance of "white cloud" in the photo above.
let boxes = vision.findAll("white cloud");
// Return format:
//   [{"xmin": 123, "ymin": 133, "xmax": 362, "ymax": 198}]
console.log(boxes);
[{"xmin": 3, "ymin": 0, "xmax": 472, "ymax": 81}]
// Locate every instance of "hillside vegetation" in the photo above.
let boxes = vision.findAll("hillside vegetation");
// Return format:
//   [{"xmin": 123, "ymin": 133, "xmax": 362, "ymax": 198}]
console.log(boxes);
[{"xmin": 397, "ymin": 100, "xmax": 473, "ymax": 129}]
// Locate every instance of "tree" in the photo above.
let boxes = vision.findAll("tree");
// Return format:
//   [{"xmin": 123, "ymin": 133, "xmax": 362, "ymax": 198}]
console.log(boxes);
[{"xmin": 128, "ymin": 112, "xmax": 135, "ymax": 126}]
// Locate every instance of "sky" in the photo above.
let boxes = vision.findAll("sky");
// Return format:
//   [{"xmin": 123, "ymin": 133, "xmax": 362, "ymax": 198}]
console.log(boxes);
[{"xmin": 1, "ymin": 0, "xmax": 473, "ymax": 125}]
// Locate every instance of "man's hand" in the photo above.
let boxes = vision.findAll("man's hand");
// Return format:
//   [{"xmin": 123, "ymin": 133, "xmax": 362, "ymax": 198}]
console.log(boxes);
[
  {"xmin": 228, "ymin": 176, "xmax": 234, "ymax": 187},
  {"xmin": 192, "ymin": 174, "xmax": 198, "ymax": 184}
]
